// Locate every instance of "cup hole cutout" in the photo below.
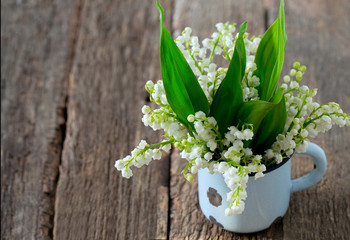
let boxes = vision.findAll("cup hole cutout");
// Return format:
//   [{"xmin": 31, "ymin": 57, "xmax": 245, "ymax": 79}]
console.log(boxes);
[{"xmin": 207, "ymin": 187, "xmax": 222, "ymax": 207}]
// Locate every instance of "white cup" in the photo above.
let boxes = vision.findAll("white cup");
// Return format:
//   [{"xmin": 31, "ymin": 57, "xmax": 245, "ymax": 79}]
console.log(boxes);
[{"xmin": 198, "ymin": 142, "xmax": 327, "ymax": 233}]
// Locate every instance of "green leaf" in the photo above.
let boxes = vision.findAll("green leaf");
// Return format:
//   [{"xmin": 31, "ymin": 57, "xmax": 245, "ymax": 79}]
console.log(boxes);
[
  {"xmin": 252, "ymin": 87, "xmax": 287, "ymax": 154},
  {"xmin": 237, "ymin": 87, "xmax": 286, "ymax": 148},
  {"xmin": 209, "ymin": 22, "xmax": 247, "ymax": 137},
  {"xmin": 157, "ymin": 1, "xmax": 209, "ymax": 131},
  {"xmin": 254, "ymin": 0, "xmax": 287, "ymax": 101},
  {"xmin": 237, "ymin": 100, "xmax": 276, "ymax": 135}
]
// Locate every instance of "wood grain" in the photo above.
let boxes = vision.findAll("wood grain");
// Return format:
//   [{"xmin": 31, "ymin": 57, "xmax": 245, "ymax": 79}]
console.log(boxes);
[
  {"xmin": 1, "ymin": 1, "xmax": 74, "ymax": 239},
  {"xmin": 53, "ymin": 0, "xmax": 174, "ymax": 239}
]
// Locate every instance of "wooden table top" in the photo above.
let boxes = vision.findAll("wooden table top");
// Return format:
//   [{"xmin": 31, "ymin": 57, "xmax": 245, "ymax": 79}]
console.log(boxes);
[{"xmin": 2, "ymin": 0, "xmax": 350, "ymax": 239}]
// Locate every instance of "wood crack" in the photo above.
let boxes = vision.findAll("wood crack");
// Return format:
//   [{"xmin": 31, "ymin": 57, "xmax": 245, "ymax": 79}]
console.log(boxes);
[
  {"xmin": 264, "ymin": 7, "xmax": 269, "ymax": 31},
  {"xmin": 166, "ymin": 148, "xmax": 173, "ymax": 240},
  {"xmin": 50, "ymin": 0, "xmax": 85, "ymax": 239}
]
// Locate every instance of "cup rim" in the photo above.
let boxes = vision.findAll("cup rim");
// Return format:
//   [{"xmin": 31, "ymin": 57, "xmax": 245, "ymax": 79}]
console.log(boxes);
[{"xmin": 248, "ymin": 152, "xmax": 294, "ymax": 177}]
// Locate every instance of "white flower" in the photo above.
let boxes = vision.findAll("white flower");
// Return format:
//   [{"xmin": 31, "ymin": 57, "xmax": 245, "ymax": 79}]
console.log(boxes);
[
  {"xmin": 224, "ymin": 146, "xmax": 240, "ymax": 162},
  {"xmin": 251, "ymin": 37, "xmax": 261, "ymax": 52},
  {"xmin": 296, "ymin": 140, "xmax": 309, "ymax": 153},
  {"xmin": 176, "ymin": 35, "xmax": 184, "ymax": 44},
  {"xmin": 138, "ymin": 140, "xmax": 148, "ymax": 149},
  {"xmin": 244, "ymin": 148, "xmax": 253, "ymax": 156},
  {"xmin": 115, "ymin": 158, "xmax": 127, "ymax": 171},
  {"xmin": 204, "ymin": 152, "xmax": 214, "ymax": 161},
  {"xmin": 223, "ymin": 166, "xmax": 238, "ymax": 177},
  {"xmin": 121, "ymin": 167, "xmax": 133, "ymax": 179},
  {"xmin": 190, "ymin": 165, "xmax": 198, "ymax": 174},
  {"xmin": 207, "ymin": 140, "xmax": 217, "ymax": 151},
  {"xmin": 226, "ymin": 188, "xmax": 247, "ymax": 202},
  {"xmin": 152, "ymin": 149, "xmax": 162, "ymax": 160},
  {"xmin": 224, "ymin": 208, "xmax": 234, "ymax": 216},
  {"xmin": 161, "ymin": 143, "xmax": 171, "ymax": 152},
  {"xmin": 300, "ymin": 129, "xmax": 308, "ymax": 138},
  {"xmin": 242, "ymin": 129, "xmax": 254, "ymax": 140},
  {"xmin": 225, "ymin": 201, "xmax": 245, "ymax": 216},
  {"xmin": 291, "ymin": 129, "xmax": 298, "ymax": 136},
  {"xmin": 180, "ymin": 150, "xmax": 190, "ymax": 160},
  {"xmin": 202, "ymin": 38, "xmax": 212, "ymax": 48},
  {"xmin": 286, "ymin": 149, "xmax": 294, "ymax": 157},
  {"xmin": 290, "ymin": 81, "xmax": 299, "ymax": 89},
  {"xmin": 207, "ymin": 117, "xmax": 217, "ymax": 126},
  {"xmin": 334, "ymin": 116, "xmax": 346, "ymax": 127},
  {"xmin": 189, "ymin": 146, "xmax": 202, "ymax": 160},
  {"xmin": 215, "ymin": 22, "xmax": 225, "ymax": 31},
  {"xmin": 306, "ymin": 124, "xmax": 318, "ymax": 138},
  {"xmin": 141, "ymin": 114, "xmax": 150, "ymax": 127},
  {"xmin": 256, "ymin": 164, "xmax": 266, "ymax": 179},
  {"xmin": 217, "ymin": 162, "xmax": 230, "ymax": 174},
  {"xmin": 275, "ymin": 153, "xmax": 283, "ymax": 164},
  {"xmin": 142, "ymin": 105, "xmax": 151, "ymax": 114},
  {"xmin": 195, "ymin": 111, "xmax": 206, "ymax": 118},
  {"xmin": 214, "ymin": 46, "xmax": 222, "ymax": 55},
  {"xmin": 145, "ymin": 80, "xmax": 154, "ymax": 89},
  {"xmin": 199, "ymin": 48, "xmax": 207, "ymax": 59},
  {"xmin": 211, "ymin": 32, "xmax": 219, "ymax": 40},
  {"xmin": 194, "ymin": 157, "xmax": 205, "ymax": 167},
  {"xmin": 248, "ymin": 75, "xmax": 260, "ymax": 87},
  {"xmin": 255, "ymin": 171, "xmax": 264, "ymax": 179},
  {"xmin": 265, "ymin": 149, "xmax": 275, "ymax": 159}
]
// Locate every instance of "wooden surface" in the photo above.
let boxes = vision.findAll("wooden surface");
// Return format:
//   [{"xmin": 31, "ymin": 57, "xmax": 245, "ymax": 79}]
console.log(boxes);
[{"xmin": 1, "ymin": 0, "xmax": 349, "ymax": 239}]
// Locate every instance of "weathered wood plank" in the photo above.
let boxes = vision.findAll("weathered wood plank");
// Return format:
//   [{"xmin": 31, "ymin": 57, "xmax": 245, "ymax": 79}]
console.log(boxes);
[
  {"xmin": 169, "ymin": 0, "xmax": 350, "ymax": 239},
  {"xmin": 1, "ymin": 0, "xmax": 75, "ymax": 239},
  {"xmin": 53, "ymin": 0, "xmax": 174, "ymax": 239},
  {"xmin": 277, "ymin": 0, "xmax": 350, "ymax": 239}
]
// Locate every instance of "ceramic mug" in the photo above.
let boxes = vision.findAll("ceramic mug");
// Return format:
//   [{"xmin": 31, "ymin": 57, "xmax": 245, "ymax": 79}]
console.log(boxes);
[{"xmin": 197, "ymin": 142, "xmax": 327, "ymax": 233}]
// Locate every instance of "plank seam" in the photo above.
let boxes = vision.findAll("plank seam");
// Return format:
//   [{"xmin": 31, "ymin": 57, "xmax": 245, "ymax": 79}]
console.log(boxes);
[
  {"xmin": 166, "ymin": 148, "xmax": 174, "ymax": 240},
  {"xmin": 168, "ymin": 1, "xmax": 176, "ymax": 239},
  {"xmin": 51, "ymin": 0, "xmax": 86, "ymax": 239}
]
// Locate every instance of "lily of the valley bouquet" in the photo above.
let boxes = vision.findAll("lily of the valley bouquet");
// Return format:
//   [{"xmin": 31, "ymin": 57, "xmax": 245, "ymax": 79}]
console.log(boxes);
[{"xmin": 115, "ymin": 0, "xmax": 350, "ymax": 216}]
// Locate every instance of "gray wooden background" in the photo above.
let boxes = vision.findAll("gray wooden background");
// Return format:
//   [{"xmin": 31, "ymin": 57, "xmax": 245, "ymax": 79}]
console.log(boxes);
[{"xmin": 1, "ymin": 0, "xmax": 349, "ymax": 239}]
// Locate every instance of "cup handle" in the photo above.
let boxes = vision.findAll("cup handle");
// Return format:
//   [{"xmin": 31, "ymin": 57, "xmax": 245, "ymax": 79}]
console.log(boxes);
[{"xmin": 291, "ymin": 142, "xmax": 327, "ymax": 193}]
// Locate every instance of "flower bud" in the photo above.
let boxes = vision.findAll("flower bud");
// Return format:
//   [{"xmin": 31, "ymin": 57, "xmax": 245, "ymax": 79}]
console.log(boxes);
[
  {"xmin": 293, "ymin": 61, "xmax": 301, "ymax": 69},
  {"xmin": 290, "ymin": 69, "xmax": 297, "ymax": 76},
  {"xmin": 187, "ymin": 114, "xmax": 195, "ymax": 122},
  {"xmin": 185, "ymin": 173, "xmax": 193, "ymax": 182}
]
